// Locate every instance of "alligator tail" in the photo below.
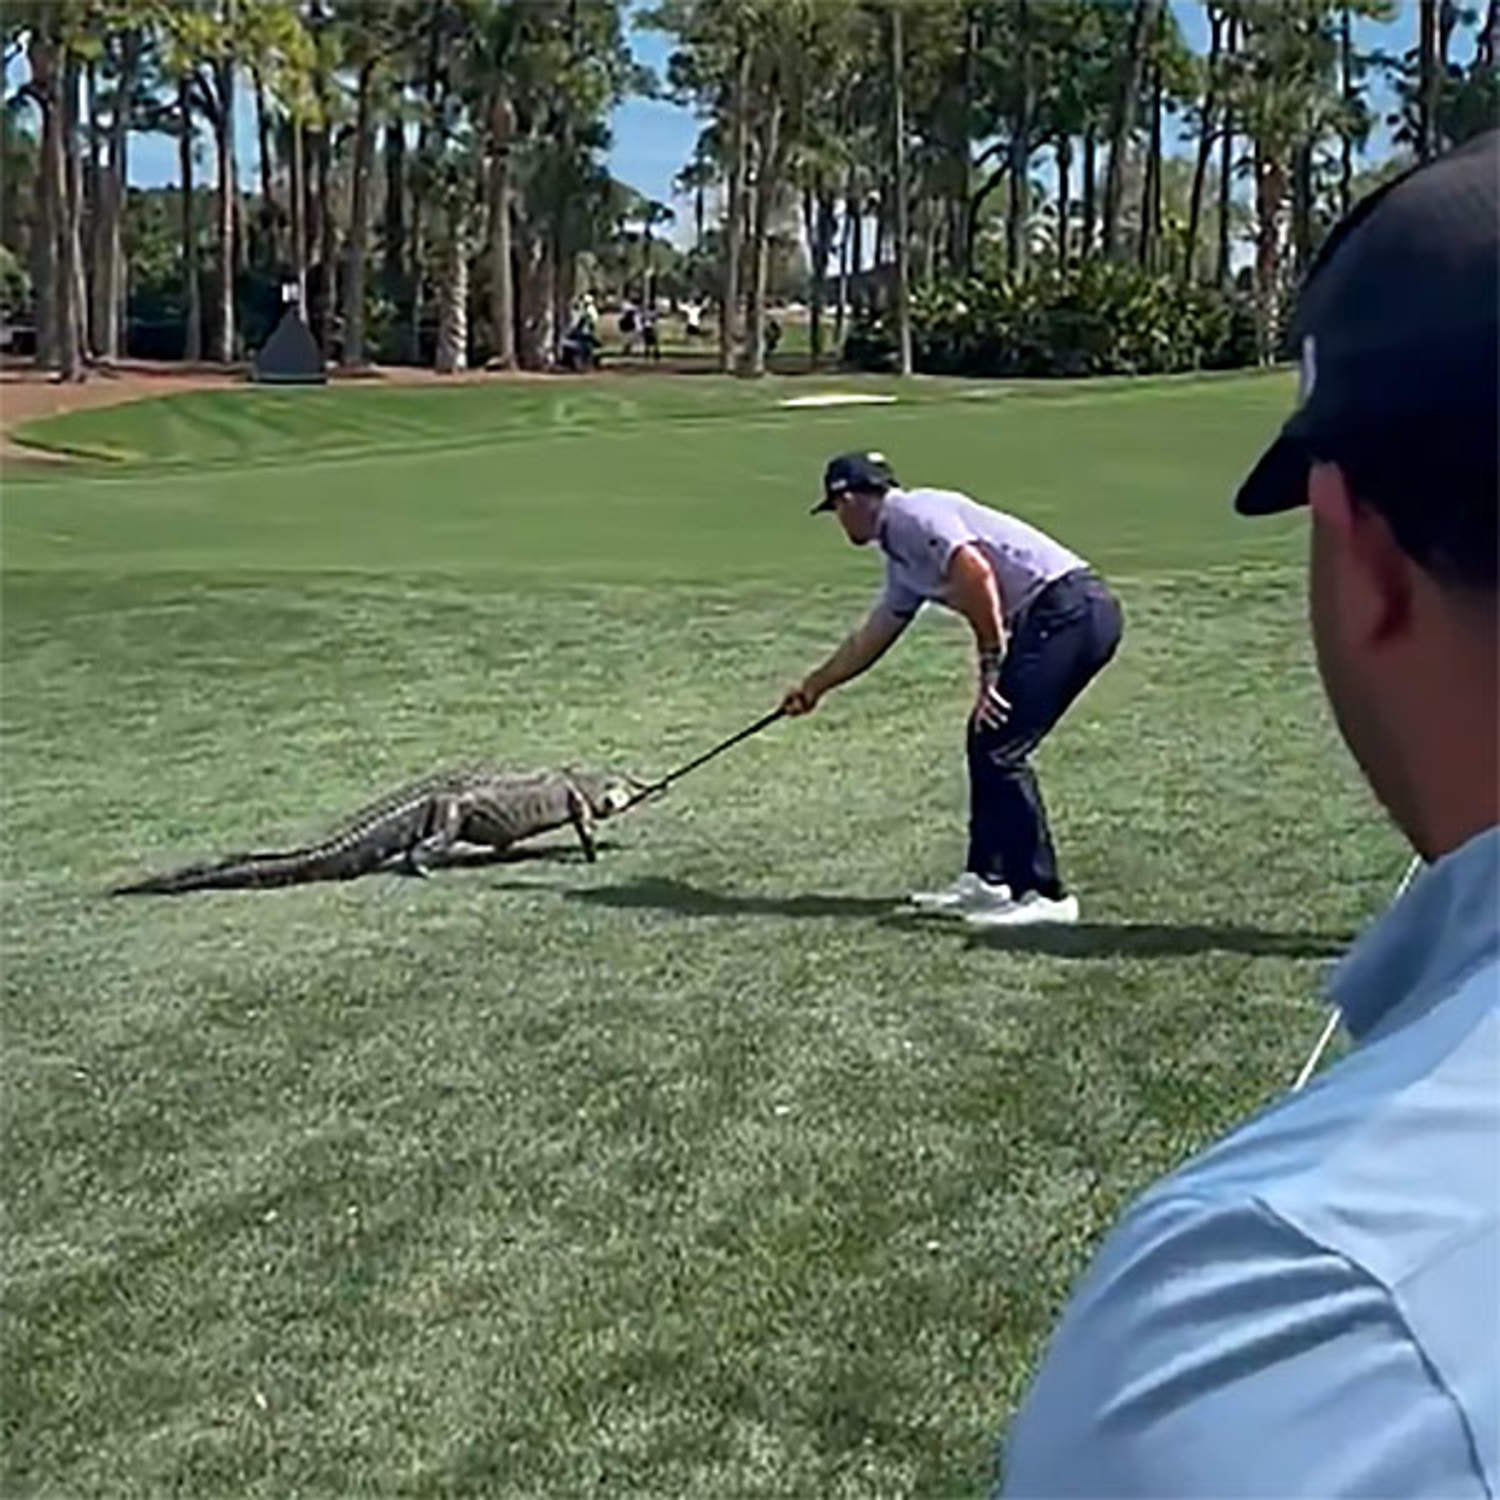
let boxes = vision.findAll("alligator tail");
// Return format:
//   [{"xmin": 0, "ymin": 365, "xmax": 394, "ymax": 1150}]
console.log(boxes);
[{"xmin": 107, "ymin": 846, "xmax": 341, "ymax": 895}]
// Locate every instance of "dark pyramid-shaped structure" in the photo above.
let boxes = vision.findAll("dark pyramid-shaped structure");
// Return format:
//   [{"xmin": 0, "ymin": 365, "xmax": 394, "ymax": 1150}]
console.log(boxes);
[{"xmin": 251, "ymin": 307, "xmax": 327, "ymax": 384}]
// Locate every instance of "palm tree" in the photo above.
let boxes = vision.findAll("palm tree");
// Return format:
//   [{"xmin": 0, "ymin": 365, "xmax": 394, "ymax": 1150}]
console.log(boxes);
[
  {"xmin": 1101, "ymin": 0, "xmax": 1162, "ymax": 260},
  {"xmin": 638, "ymin": 197, "xmax": 675, "ymax": 310},
  {"xmin": 1185, "ymin": 2, "xmax": 1226, "ymax": 282},
  {"xmin": 178, "ymin": 73, "xmax": 203, "ymax": 361},
  {"xmin": 673, "ymin": 145, "xmax": 716, "ymax": 252},
  {"xmin": 891, "ymin": 0, "xmax": 912, "ymax": 377}
]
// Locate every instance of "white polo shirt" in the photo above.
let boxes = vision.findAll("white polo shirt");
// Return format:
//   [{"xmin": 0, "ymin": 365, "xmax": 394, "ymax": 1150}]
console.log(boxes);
[{"xmin": 874, "ymin": 487, "xmax": 1088, "ymax": 623}]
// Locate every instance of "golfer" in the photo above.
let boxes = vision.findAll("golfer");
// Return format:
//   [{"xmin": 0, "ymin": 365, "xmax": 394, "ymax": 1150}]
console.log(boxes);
[
  {"xmin": 780, "ymin": 452, "xmax": 1122, "ymax": 925},
  {"xmin": 998, "ymin": 130, "xmax": 1498, "ymax": 1495}
]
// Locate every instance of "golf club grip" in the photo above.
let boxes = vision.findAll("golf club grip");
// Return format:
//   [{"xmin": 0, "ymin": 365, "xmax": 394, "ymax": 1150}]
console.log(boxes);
[{"xmin": 624, "ymin": 708, "xmax": 785, "ymax": 809}]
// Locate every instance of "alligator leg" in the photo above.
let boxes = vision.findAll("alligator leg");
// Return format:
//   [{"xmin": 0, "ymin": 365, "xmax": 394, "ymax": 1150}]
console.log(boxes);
[
  {"xmin": 404, "ymin": 794, "xmax": 467, "ymax": 876},
  {"xmin": 567, "ymin": 787, "xmax": 598, "ymax": 863}
]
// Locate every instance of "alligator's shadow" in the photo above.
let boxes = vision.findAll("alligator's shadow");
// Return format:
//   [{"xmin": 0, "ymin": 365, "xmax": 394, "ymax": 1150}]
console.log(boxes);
[{"xmin": 425, "ymin": 838, "xmax": 621, "ymax": 869}]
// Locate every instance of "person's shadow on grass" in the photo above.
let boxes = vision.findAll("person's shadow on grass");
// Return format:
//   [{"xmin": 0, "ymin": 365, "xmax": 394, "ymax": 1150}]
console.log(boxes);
[
  {"xmin": 961, "ymin": 921, "xmax": 1347, "ymax": 961},
  {"xmin": 566, "ymin": 875, "xmax": 894, "ymax": 920},
  {"xmin": 562, "ymin": 876, "xmax": 1349, "ymax": 960}
]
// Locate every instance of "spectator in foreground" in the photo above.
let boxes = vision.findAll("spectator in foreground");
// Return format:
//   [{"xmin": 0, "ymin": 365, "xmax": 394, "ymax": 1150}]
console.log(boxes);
[{"xmin": 998, "ymin": 128, "xmax": 1498, "ymax": 1498}]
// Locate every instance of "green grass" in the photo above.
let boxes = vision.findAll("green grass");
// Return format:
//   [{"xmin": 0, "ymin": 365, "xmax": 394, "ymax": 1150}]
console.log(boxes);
[{"xmin": 2, "ymin": 371, "xmax": 1402, "ymax": 1497}]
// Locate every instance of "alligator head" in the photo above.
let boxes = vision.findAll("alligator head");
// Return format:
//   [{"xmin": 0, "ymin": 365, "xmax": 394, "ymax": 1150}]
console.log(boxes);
[{"xmin": 571, "ymin": 770, "xmax": 651, "ymax": 817}]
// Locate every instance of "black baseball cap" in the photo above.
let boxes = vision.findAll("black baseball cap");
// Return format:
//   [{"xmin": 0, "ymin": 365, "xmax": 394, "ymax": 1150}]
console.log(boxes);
[
  {"xmin": 812, "ymin": 450, "xmax": 896, "ymax": 513},
  {"xmin": 1234, "ymin": 128, "xmax": 1499, "ymax": 527}
]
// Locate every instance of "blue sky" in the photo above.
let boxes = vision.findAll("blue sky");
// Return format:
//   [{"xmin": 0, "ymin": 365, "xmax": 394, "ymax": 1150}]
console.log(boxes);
[{"xmin": 6, "ymin": 1, "xmax": 1427, "ymax": 245}]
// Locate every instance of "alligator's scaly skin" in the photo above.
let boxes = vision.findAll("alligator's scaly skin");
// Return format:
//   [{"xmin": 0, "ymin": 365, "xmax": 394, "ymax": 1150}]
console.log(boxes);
[{"xmin": 109, "ymin": 766, "xmax": 643, "ymax": 895}]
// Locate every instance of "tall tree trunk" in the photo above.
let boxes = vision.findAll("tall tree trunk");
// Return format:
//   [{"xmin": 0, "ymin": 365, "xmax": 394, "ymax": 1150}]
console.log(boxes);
[
  {"xmin": 253, "ymin": 67, "xmax": 277, "ymax": 266},
  {"xmin": 1215, "ymin": 13, "xmax": 1236, "ymax": 288},
  {"xmin": 180, "ymin": 77, "xmax": 202, "ymax": 362},
  {"xmin": 304, "ymin": 125, "xmax": 321, "ymax": 312},
  {"xmin": 1102, "ymin": 0, "xmax": 1161, "ymax": 260},
  {"xmin": 1339, "ymin": 4, "xmax": 1354, "ymax": 217},
  {"xmin": 86, "ymin": 58, "xmax": 103, "ymax": 358},
  {"xmin": 308, "ymin": 0, "xmax": 335, "ymax": 356},
  {"xmin": 1005, "ymin": 0, "xmax": 1033, "ymax": 275},
  {"xmin": 1252, "ymin": 139, "xmax": 1286, "ymax": 364},
  {"xmin": 407, "ymin": 5, "xmax": 442, "ymax": 366},
  {"xmin": 98, "ymin": 32, "xmax": 137, "ymax": 362},
  {"xmin": 1291, "ymin": 140, "xmax": 1314, "ymax": 276},
  {"xmin": 316, "ymin": 121, "xmax": 334, "ymax": 357},
  {"xmin": 834, "ymin": 170, "xmax": 852, "ymax": 349},
  {"xmin": 289, "ymin": 114, "xmax": 306, "ymax": 314},
  {"xmin": 850, "ymin": 177, "xmax": 865, "ymax": 287},
  {"xmin": 341, "ymin": 58, "xmax": 377, "ymax": 367},
  {"xmin": 550, "ymin": 158, "xmax": 572, "ymax": 361},
  {"xmin": 214, "ymin": 58, "xmax": 236, "ymax": 363},
  {"xmin": 1081, "ymin": 127, "xmax": 1097, "ymax": 261},
  {"xmin": 1418, "ymin": 0, "xmax": 1438, "ymax": 160},
  {"xmin": 59, "ymin": 54, "xmax": 86, "ymax": 379},
  {"xmin": 747, "ymin": 91, "xmax": 781, "ymax": 377},
  {"xmin": 720, "ymin": 33, "xmax": 749, "ymax": 373},
  {"xmin": 1056, "ymin": 136, "xmax": 1071, "ymax": 271},
  {"xmin": 950, "ymin": 4, "xmax": 978, "ymax": 273},
  {"xmin": 1438, "ymin": 0, "xmax": 1458, "ymax": 140},
  {"xmin": 381, "ymin": 119, "xmax": 404, "ymax": 308},
  {"xmin": 30, "ymin": 130, "xmax": 58, "ymax": 371},
  {"xmin": 513, "ymin": 229, "xmax": 552, "ymax": 370},
  {"xmin": 1185, "ymin": 5, "xmax": 1222, "ymax": 283},
  {"xmin": 559, "ymin": 240, "xmax": 579, "ymax": 364},
  {"xmin": 28, "ymin": 15, "xmax": 63, "ymax": 371},
  {"xmin": 808, "ymin": 186, "xmax": 837, "ymax": 368},
  {"xmin": 405, "ymin": 140, "xmax": 425, "ymax": 366},
  {"xmin": 892, "ymin": 1, "xmax": 913, "ymax": 375},
  {"xmin": 487, "ymin": 94, "xmax": 516, "ymax": 370},
  {"xmin": 803, "ymin": 185, "xmax": 818, "ymax": 362},
  {"xmin": 912, "ymin": 201, "xmax": 936, "ymax": 285},
  {"xmin": 1138, "ymin": 56, "xmax": 1163, "ymax": 269},
  {"xmin": 434, "ymin": 205, "xmax": 468, "ymax": 373}
]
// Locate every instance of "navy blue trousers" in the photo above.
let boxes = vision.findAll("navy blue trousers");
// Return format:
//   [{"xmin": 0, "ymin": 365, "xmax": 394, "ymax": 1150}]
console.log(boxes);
[{"xmin": 966, "ymin": 569, "xmax": 1123, "ymax": 898}]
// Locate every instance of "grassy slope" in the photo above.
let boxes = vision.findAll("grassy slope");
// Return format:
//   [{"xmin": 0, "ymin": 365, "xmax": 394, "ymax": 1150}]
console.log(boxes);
[{"xmin": 1, "ymin": 373, "xmax": 1399, "ymax": 1497}]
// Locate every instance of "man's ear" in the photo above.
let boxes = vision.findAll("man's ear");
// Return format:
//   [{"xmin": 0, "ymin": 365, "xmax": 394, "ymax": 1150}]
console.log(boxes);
[{"xmin": 1308, "ymin": 459, "xmax": 1413, "ymax": 647}]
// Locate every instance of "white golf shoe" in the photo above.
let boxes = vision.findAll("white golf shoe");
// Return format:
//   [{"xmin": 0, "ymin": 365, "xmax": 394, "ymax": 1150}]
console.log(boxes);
[
  {"xmin": 906, "ymin": 872, "xmax": 1014, "ymax": 917},
  {"xmin": 964, "ymin": 891, "xmax": 1081, "ymax": 929}
]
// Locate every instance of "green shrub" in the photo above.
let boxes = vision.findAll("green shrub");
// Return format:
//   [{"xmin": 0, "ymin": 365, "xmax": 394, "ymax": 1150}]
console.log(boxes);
[
  {"xmin": 843, "ymin": 262, "xmax": 1259, "ymax": 378},
  {"xmin": 0, "ymin": 244, "xmax": 31, "ymax": 320}
]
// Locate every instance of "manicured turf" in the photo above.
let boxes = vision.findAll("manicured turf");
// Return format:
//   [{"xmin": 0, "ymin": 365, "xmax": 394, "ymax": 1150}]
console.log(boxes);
[{"xmin": 2, "ymin": 371, "xmax": 1404, "ymax": 1496}]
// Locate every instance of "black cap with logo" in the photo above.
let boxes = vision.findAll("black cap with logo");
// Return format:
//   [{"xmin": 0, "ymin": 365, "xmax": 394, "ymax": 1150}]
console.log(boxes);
[
  {"xmin": 1234, "ymin": 129, "xmax": 1498, "ymax": 576},
  {"xmin": 812, "ymin": 450, "xmax": 896, "ymax": 513}
]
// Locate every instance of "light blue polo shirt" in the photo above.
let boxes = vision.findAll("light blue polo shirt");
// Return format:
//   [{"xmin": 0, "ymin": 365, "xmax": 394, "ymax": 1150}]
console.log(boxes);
[
  {"xmin": 998, "ymin": 824, "xmax": 1500, "ymax": 1498},
  {"xmin": 874, "ymin": 487, "xmax": 1088, "ymax": 623}
]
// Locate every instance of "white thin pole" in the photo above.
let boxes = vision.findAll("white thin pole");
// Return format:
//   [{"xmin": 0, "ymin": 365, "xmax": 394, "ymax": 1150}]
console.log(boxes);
[
  {"xmin": 1293, "ymin": 1007, "xmax": 1343, "ymax": 1091},
  {"xmin": 1389, "ymin": 854, "xmax": 1423, "ymax": 903},
  {"xmin": 1291, "ymin": 854, "xmax": 1424, "ymax": 1091}
]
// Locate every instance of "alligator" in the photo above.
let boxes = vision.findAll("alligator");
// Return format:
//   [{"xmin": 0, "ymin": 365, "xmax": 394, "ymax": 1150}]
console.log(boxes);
[{"xmin": 109, "ymin": 766, "xmax": 649, "ymax": 895}]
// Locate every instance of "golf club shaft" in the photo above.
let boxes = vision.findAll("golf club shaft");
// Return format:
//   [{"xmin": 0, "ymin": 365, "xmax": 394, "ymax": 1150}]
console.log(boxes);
[{"xmin": 622, "ymin": 707, "xmax": 786, "ymax": 811}]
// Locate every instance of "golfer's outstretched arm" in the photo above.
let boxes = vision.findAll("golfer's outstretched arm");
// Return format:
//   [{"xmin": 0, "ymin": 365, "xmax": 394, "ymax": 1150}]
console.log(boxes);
[{"xmin": 782, "ymin": 604, "xmax": 910, "ymax": 714}]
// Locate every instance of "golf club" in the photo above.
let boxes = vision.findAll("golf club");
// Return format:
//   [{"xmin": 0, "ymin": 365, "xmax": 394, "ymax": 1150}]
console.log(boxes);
[{"xmin": 620, "ymin": 707, "xmax": 787, "ymax": 813}]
